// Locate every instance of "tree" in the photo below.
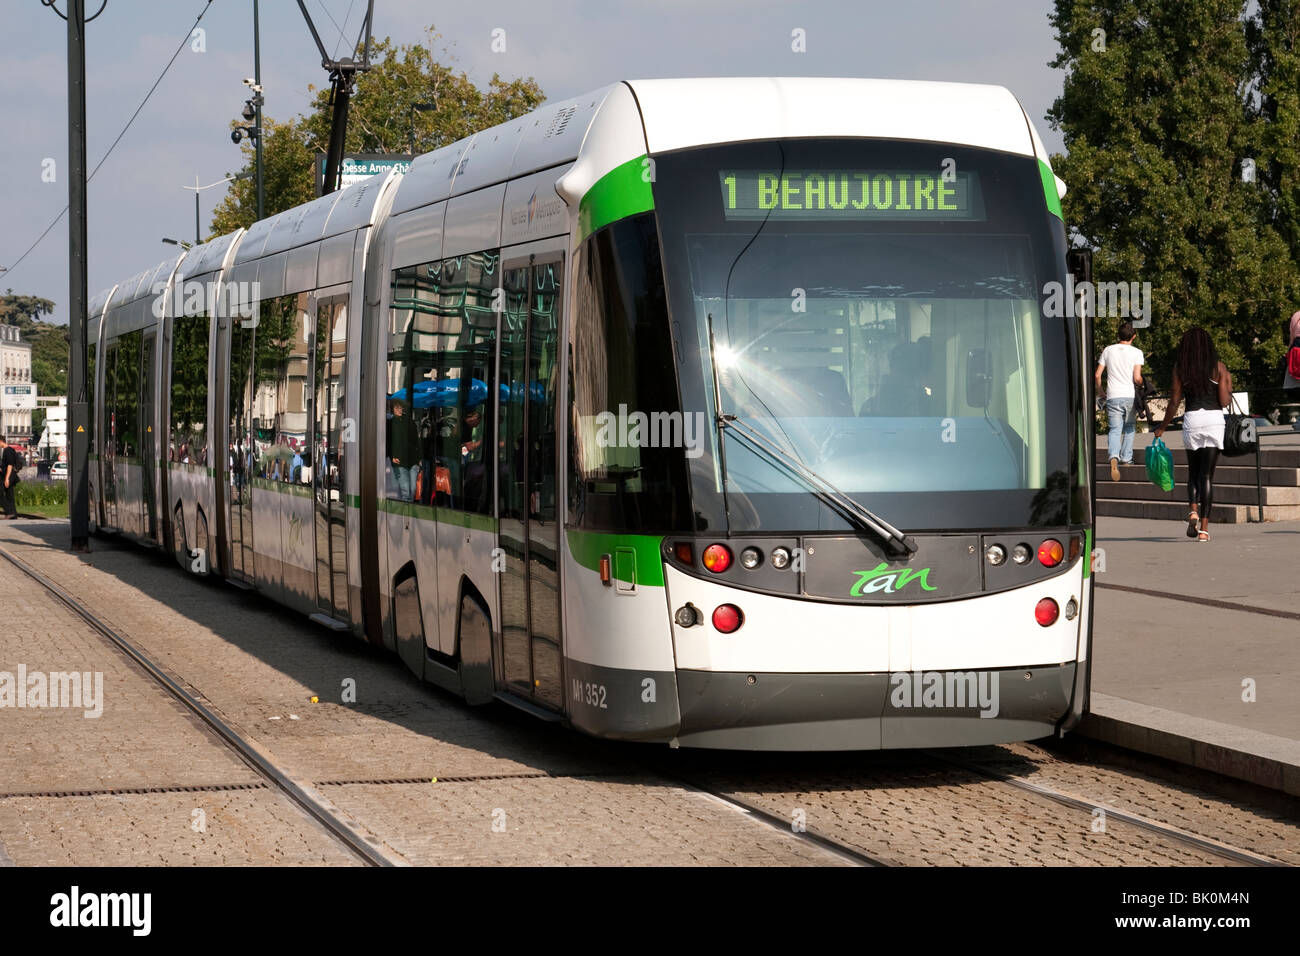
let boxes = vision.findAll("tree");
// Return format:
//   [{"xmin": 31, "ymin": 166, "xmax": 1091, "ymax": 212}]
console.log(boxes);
[
  {"xmin": 1048, "ymin": 0, "xmax": 1299, "ymax": 396},
  {"xmin": 211, "ymin": 28, "xmax": 544, "ymax": 236},
  {"xmin": 0, "ymin": 292, "xmax": 55, "ymax": 330},
  {"xmin": 210, "ymin": 116, "xmax": 318, "ymax": 237}
]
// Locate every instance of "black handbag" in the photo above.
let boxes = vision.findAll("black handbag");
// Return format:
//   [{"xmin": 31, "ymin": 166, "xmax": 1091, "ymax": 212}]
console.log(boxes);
[{"xmin": 1223, "ymin": 395, "xmax": 1259, "ymax": 457}]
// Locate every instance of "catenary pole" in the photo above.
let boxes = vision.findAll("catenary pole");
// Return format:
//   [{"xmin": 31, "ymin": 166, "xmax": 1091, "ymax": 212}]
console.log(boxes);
[
  {"xmin": 67, "ymin": 0, "xmax": 90, "ymax": 553},
  {"xmin": 254, "ymin": 0, "xmax": 264, "ymax": 220}
]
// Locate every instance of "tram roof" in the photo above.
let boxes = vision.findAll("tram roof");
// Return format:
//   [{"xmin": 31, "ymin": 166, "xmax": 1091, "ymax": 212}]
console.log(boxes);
[
  {"xmin": 389, "ymin": 77, "xmax": 1048, "ymax": 219},
  {"xmin": 625, "ymin": 77, "xmax": 1045, "ymax": 159}
]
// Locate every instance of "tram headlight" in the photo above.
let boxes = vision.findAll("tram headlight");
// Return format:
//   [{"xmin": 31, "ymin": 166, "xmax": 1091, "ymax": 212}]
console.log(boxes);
[
  {"xmin": 702, "ymin": 544, "xmax": 732, "ymax": 573},
  {"xmin": 985, "ymin": 544, "xmax": 1006, "ymax": 566},
  {"xmin": 712, "ymin": 604, "xmax": 744, "ymax": 633},
  {"xmin": 770, "ymin": 547, "xmax": 791, "ymax": 570},
  {"xmin": 1035, "ymin": 597, "xmax": 1059, "ymax": 627},
  {"xmin": 740, "ymin": 547, "xmax": 762, "ymax": 569},
  {"xmin": 1011, "ymin": 543, "xmax": 1032, "ymax": 565},
  {"xmin": 1037, "ymin": 539, "xmax": 1064, "ymax": 568}
]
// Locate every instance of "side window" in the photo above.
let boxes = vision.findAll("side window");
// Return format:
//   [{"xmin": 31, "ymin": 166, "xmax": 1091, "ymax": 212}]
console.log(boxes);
[
  {"xmin": 568, "ymin": 215, "xmax": 690, "ymax": 531},
  {"xmin": 387, "ymin": 251, "xmax": 498, "ymax": 513},
  {"xmin": 250, "ymin": 294, "xmax": 303, "ymax": 482},
  {"xmin": 87, "ymin": 342, "xmax": 96, "ymax": 455},
  {"xmin": 278, "ymin": 294, "xmax": 310, "ymax": 483},
  {"xmin": 116, "ymin": 331, "xmax": 141, "ymax": 458},
  {"xmin": 169, "ymin": 312, "xmax": 209, "ymax": 466},
  {"xmin": 104, "ymin": 344, "xmax": 117, "ymax": 456},
  {"xmin": 228, "ymin": 315, "xmax": 255, "ymax": 488}
]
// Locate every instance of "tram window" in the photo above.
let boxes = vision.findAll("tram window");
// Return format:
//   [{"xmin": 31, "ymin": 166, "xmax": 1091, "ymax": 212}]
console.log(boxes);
[
  {"xmin": 103, "ymin": 344, "xmax": 117, "ymax": 456},
  {"xmin": 387, "ymin": 251, "xmax": 498, "ymax": 513},
  {"xmin": 314, "ymin": 298, "xmax": 347, "ymax": 499},
  {"xmin": 169, "ymin": 312, "xmax": 209, "ymax": 466},
  {"xmin": 115, "ymin": 331, "xmax": 140, "ymax": 459},
  {"xmin": 228, "ymin": 314, "xmax": 256, "ymax": 492},
  {"xmin": 568, "ymin": 214, "xmax": 691, "ymax": 531},
  {"xmin": 249, "ymin": 294, "xmax": 305, "ymax": 482},
  {"xmin": 87, "ymin": 342, "xmax": 96, "ymax": 455}
]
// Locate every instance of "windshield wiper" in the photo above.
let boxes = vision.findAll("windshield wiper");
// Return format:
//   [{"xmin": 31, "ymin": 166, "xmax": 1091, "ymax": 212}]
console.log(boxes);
[
  {"xmin": 704, "ymin": 315, "xmax": 916, "ymax": 557},
  {"xmin": 719, "ymin": 414, "xmax": 917, "ymax": 557}
]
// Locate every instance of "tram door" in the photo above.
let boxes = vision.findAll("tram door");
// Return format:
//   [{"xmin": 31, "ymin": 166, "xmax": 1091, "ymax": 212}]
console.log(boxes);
[
  {"xmin": 140, "ymin": 332, "xmax": 157, "ymax": 543},
  {"xmin": 312, "ymin": 294, "xmax": 349, "ymax": 622},
  {"xmin": 497, "ymin": 256, "xmax": 564, "ymax": 710},
  {"xmin": 227, "ymin": 318, "xmax": 255, "ymax": 581}
]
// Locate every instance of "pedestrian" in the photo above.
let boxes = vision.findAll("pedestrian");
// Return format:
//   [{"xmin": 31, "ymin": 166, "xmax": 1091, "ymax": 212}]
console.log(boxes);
[
  {"xmin": 1095, "ymin": 319, "xmax": 1145, "ymax": 481},
  {"xmin": 1283, "ymin": 311, "xmax": 1300, "ymax": 428},
  {"xmin": 1155, "ymin": 327, "xmax": 1231, "ymax": 542},
  {"xmin": 0, "ymin": 437, "xmax": 19, "ymax": 519}
]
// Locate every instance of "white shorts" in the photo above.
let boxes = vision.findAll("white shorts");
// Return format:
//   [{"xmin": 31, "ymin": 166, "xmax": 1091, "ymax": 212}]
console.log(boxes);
[{"xmin": 1183, "ymin": 408, "xmax": 1225, "ymax": 450}]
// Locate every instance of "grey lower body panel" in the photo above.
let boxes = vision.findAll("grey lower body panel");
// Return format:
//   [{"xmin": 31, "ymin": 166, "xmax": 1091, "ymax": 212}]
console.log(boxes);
[
  {"xmin": 558, "ymin": 660, "xmax": 1076, "ymax": 750},
  {"xmin": 563, "ymin": 658, "xmax": 681, "ymax": 741},
  {"xmin": 672, "ymin": 663, "xmax": 1077, "ymax": 751}
]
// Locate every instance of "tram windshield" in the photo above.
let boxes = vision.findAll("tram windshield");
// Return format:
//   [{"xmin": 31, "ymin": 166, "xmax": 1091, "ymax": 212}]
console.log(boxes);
[{"xmin": 653, "ymin": 139, "xmax": 1074, "ymax": 532}]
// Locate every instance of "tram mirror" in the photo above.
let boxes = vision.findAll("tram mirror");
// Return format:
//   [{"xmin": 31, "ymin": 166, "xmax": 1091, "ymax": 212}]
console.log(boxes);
[{"xmin": 965, "ymin": 348, "xmax": 992, "ymax": 408}]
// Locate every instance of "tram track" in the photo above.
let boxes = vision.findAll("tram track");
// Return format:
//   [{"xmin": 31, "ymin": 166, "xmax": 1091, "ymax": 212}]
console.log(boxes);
[
  {"xmin": 924, "ymin": 749, "xmax": 1290, "ymax": 867},
  {"xmin": 0, "ymin": 544, "xmax": 401, "ymax": 868}
]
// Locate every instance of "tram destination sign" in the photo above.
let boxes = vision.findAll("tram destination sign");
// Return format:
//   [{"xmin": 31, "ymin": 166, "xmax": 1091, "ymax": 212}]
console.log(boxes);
[{"xmin": 719, "ymin": 169, "xmax": 985, "ymax": 221}]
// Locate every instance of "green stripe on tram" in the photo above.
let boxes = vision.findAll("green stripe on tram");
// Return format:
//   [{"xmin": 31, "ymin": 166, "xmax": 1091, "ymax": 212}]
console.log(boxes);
[
  {"xmin": 373, "ymin": 496, "xmax": 496, "ymax": 533},
  {"xmin": 1083, "ymin": 527, "xmax": 1093, "ymax": 579},
  {"xmin": 565, "ymin": 530, "xmax": 665, "ymax": 588},
  {"xmin": 1039, "ymin": 159, "xmax": 1063, "ymax": 221},
  {"xmin": 578, "ymin": 155, "xmax": 655, "ymax": 241}
]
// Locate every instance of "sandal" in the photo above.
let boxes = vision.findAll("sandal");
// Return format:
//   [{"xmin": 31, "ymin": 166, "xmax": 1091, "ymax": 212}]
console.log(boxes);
[
  {"xmin": 1197, "ymin": 531, "xmax": 1210, "ymax": 542},
  {"xmin": 1186, "ymin": 512, "xmax": 1199, "ymax": 538}
]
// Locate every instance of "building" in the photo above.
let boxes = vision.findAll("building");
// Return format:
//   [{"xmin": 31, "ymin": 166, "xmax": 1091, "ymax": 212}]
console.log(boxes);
[
  {"xmin": 36, "ymin": 396, "xmax": 67, "ymax": 462},
  {"xmin": 0, "ymin": 324, "xmax": 34, "ymax": 453}
]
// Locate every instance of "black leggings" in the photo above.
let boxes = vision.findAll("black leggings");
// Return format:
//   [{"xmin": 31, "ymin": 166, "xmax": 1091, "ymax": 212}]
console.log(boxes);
[{"xmin": 1186, "ymin": 448, "xmax": 1220, "ymax": 519}]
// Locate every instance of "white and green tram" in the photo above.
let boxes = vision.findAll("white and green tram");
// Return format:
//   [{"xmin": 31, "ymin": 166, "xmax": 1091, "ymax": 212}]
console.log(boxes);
[{"xmin": 86, "ymin": 77, "xmax": 1094, "ymax": 749}]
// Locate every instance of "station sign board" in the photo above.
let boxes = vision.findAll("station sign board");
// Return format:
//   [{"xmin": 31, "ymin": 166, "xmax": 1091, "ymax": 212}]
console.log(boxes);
[
  {"xmin": 315, "ymin": 154, "xmax": 411, "ymax": 196},
  {"xmin": 1, "ymin": 384, "xmax": 36, "ymax": 410}
]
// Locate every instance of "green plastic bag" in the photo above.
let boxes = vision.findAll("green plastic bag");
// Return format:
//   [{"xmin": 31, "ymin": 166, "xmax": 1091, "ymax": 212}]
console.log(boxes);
[{"xmin": 1145, "ymin": 438, "xmax": 1174, "ymax": 492}]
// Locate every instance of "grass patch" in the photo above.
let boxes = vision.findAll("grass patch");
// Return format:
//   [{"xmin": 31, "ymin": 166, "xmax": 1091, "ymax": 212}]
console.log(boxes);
[{"xmin": 14, "ymin": 481, "xmax": 69, "ymax": 517}]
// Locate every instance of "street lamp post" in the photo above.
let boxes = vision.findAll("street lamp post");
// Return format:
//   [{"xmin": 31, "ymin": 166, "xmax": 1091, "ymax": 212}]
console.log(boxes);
[{"xmin": 181, "ymin": 173, "xmax": 251, "ymax": 245}]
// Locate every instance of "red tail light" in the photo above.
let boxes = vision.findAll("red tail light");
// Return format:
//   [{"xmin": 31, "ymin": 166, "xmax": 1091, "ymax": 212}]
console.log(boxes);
[
  {"xmin": 712, "ymin": 604, "xmax": 744, "ymax": 633},
  {"xmin": 1037, "ymin": 539, "xmax": 1064, "ymax": 568},
  {"xmin": 673, "ymin": 541, "xmax": 694, "ymax": 564},
  {"xmin": 1035, "ymin": 597, "xmax": 1059, "ymax": 627},
  {"xmin": 702, "ymin": 544, "xmax": 732, "ymax": 573}
]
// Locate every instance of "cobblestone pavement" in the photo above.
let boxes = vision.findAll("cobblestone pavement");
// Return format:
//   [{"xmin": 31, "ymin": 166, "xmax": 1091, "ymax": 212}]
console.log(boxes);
[{"xmin": 2, "ymin": 519, "xmax": 1295, "ymax": 866}]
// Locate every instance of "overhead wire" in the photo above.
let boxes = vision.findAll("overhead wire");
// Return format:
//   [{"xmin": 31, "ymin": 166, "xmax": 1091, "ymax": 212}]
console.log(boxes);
[{"xmin": 3, "ymin": 0, "xmax": 215, "ymax": 280}]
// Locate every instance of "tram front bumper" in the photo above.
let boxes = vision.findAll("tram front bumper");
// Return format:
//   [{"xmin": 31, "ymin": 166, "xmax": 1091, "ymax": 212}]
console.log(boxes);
[{"xmin": 669, "ymin": 663, "xmax": 1076, "ymax": 751}]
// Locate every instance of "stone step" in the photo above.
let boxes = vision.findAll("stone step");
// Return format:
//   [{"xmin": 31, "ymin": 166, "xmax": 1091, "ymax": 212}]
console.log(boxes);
[
  {"xmin": 1096, "ymin": 445, "xmax": 1300, "ymax": 468},
  {"xmin": 1095, "ymin": 498, "xmax": 1300, "ymax": 523},
  {"xmin": 1094, "ymin": 479, "xmax": 1300, "ymax": 506},
  {"xmin": 1103, "ymin": 463, "xmax": 1300, "ymax": 486}
]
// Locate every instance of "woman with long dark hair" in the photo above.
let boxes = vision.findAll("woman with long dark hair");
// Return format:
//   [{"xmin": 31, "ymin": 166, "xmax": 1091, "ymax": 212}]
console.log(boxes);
[{"xmin": 1155, "ymin": 328, "xmax": 1231, "ymax": 542}]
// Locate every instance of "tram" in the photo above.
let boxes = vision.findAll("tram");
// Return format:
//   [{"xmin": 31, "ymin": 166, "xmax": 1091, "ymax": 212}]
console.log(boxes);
[{"xmin": 85, "ymin": 77, "xmax": 1094, "ymax": 749}]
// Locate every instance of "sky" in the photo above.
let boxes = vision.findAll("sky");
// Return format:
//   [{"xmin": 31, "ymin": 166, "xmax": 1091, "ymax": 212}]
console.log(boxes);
[{"xmin": 0, "ymin": 0, "xmax": 1066, "ymax": 318}]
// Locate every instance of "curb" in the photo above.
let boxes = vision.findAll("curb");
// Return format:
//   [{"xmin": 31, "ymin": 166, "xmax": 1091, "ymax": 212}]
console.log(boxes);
[{"xmin": 1081, "ymin": 692, "xmax": 1300, "ymax": 797}]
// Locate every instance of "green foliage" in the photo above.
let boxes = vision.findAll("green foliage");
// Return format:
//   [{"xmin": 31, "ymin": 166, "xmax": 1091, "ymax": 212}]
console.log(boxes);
[
  {"xmin": 1, "ymin": 292, "xmax": 66, "ymax": 396},
  {"xmin": 1048, "ymin": 0, "xmax": 1300, "ymax": 396},
  {"xmin": 0, "ymin": 291, "xmax": 55, "ymax": 329},
  {"xmin": 211, "ymin": 28, "xmax": 544, "ymax": 237},
  {"xmin": 16, "ymin": 480, "xmax": 67, "ymax": 508}
]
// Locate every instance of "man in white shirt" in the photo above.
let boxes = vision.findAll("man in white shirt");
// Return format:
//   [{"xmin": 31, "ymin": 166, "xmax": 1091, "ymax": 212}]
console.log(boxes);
[{"xmin": 1095, "ymin": 321, "xmax": 1144, "ymax": 481}]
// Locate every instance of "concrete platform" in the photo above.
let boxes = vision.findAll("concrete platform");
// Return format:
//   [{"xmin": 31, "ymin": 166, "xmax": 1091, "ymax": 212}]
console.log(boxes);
[{"xmin": 1088, "ymin": 513, "xmax": 1300, "ymax": 794}]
